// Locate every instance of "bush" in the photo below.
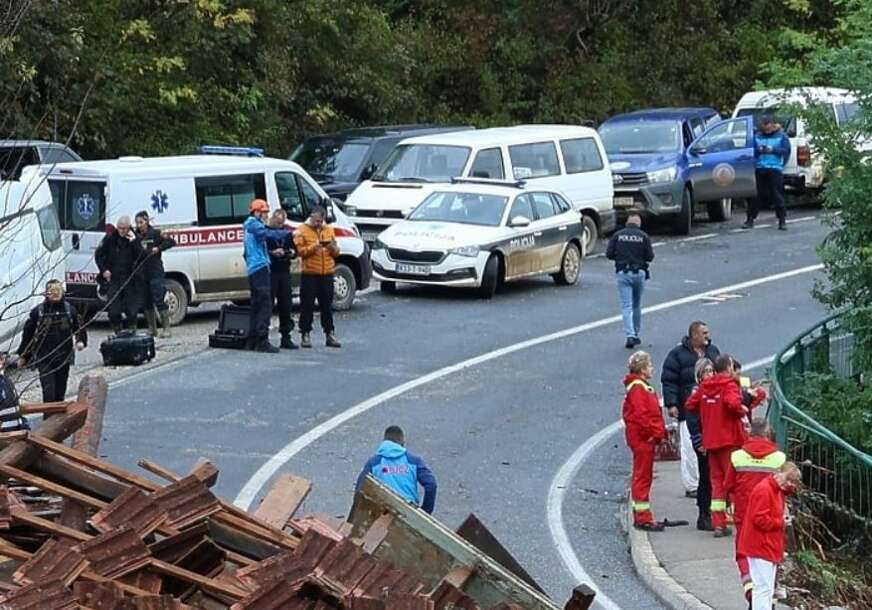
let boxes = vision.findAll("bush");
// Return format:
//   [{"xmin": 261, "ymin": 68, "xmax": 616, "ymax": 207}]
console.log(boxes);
[{"xmin": 791, "ymin": 372, "xmax": 872, "ymax": 454}]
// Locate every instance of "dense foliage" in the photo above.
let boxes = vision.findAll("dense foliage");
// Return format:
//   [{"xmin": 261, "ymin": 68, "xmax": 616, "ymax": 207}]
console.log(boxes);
[{"xmin": 0, "ymin": 0, "xmax": 850, "ymax": 159}]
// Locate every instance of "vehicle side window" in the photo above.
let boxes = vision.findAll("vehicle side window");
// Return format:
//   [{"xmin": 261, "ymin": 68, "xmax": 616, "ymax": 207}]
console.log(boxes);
[
  {"xmin": 41, "ymin": 147, "xmax": 78, "ymax": 165},
  {"xmin": 508, "ymin": 194, "xmax": 534, "ymax": 223},
  {"xmin": 705, "ymin": 113, "xmax": 721, "ymax": 127},
  {"xmin": 836, "ymin": 102, "xmax": 859, "ymax": 125},
  {"xmin": 694, "ymin": 120, "xmax": 749, "ymax": 154},
  {"xmin": 37, "ymin": 205, "xmax": 62, "ymax": 251},
  {"xmin": 367, "ymin": 139, "xmax": 398, "ymax": 174},
  {"xmin": 297, "ymin": 174, "xmax": 323, "ymax": 210},
  {"xmin": 682, "ymin": 122, "xmax": 695, "ymax": 147},
  {"xmin": 469, "ymin": 148, "xmax": 505, "ymax": 179},
  {"xmin": 276, "ymin": 172, "xmax": 304, "ymax": 221},
  {"xmin": 530, "ymin": 192, "xmax": 557, "ymax": 220},
  {"xmin": 509, "ymin": 142, "xmax": 560, "ymax": 179},
  {"xmin": 0, "ymin": 147, "xmax": 40, "ymax": 181},
  {"xmin": 689, "ymin": 118, "xmax": 705, "ymax": 136},
  {"xmin": 560, "ymin": 138, "xmax": 604, "ymax": 174},
  {"xmin": 58, "ymin": 180, "xmax": 106, "ymax": 231},
  {"xmin": 550, "ymin": 193, "xmax": 571, "ymax": 213},
  {"xmin": 195, "ymin": 173, "xmax": 266, "ymax": 226}
]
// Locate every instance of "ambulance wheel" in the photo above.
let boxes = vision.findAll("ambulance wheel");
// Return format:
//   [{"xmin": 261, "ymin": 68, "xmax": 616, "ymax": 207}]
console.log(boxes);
[
  {"xmin": 163, "ymin": 279, "xmax": 188, "ymax": 326},
  {"xmin": 553, "ymin": 242, "xmax": 582, "ymax": 286},
  {"xmin": 477, "ymin": 255, "xmax": 500, "ymax": 299},
  {"xmin": 380, "ymin": 281, "xmax": 397, "ymax": 294},
  {"xmin": 332, "ymin": 263, "xmax": 356, "ymax": 311}
]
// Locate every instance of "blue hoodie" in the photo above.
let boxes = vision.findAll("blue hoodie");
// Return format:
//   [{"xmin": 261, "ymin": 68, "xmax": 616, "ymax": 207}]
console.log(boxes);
[
  {"xmin": 355, "ymin": 440, "xmax": 438, "ymax": 514},
  {"xmin": 754, "ymin": 128, "xmax": 791, "ymax": 172},
  {"xmin": 243, "ymin": 216, "xmax": 288, "ymax": 276}
]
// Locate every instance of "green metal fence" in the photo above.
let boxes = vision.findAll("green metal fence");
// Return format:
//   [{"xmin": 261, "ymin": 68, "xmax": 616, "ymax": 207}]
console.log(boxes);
[{"xmin": 768, "ymin": 313, "xmax": 872, "ymax": 526}]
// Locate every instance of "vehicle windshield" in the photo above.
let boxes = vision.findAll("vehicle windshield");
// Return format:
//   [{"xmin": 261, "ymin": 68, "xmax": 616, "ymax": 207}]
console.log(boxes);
[
  {"xmin": 599, "ymin": 122, "xmax": 682, "ymax": 154},
  {"xmin": 290, "ymin": 139, "xmax": 370, "ymax": 183},
  {"xmin": 736, "ymin": 107, "xmax": 798, "ymax": 137},
  {"xmin": 408, "ymin": 191, "xmax": 507, "ymax": 226},
  {"xmin": 373, "ymin": 144, "xmax": 471, "ymax": 183}
]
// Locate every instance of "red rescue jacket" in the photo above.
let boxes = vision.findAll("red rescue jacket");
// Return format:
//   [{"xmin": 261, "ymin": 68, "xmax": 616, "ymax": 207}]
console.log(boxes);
[
  {"xmin": 685, "ymin": 373, "xmax": 747, "ymax": 450},
  {"xmin": 725, "ymin": 438, "xmax": 786, "ymax": 525},
  {"xmin": 622, "ymin": 374, "xmax": 667, "ymax": 447},
  {"xmin": 737, "ymin": 476, "xmax": 787, "ymax": 564}
]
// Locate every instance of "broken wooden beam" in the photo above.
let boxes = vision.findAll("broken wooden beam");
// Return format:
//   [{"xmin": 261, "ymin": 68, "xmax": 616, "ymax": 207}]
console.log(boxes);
[
  {"xmin": 253, "ymin": 473, "xmax": 311, "ymax": 530},
  {"xmin": 0, "ymin": 405, "xmax": 88, "ymax": 470}
]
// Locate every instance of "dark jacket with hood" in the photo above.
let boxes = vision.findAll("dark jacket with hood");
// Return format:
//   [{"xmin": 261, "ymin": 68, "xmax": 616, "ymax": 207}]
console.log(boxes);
[
  {"xmin": 18, "ymin": 299, "xmax": 87, "ymax": 369},
  {"xmin": 95, "ymin": 228, "xmax": 143, "ymax": 282},
  {"xmin": 660, "ymin": 336, "xmax": 720, "ymax": 421},
  {"xmin": 136, "ymin": 226, "xmax": 176, "ymax": 278},
  {"xmin": 355, "ymin": 440, "xmax": 437, "ymax": 514}
]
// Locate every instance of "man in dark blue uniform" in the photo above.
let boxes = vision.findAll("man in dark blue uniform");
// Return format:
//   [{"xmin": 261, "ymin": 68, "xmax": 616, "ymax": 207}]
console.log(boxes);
[{"xmin": 606, "ymin": 213, "xmax": 655, "ymax": 348}]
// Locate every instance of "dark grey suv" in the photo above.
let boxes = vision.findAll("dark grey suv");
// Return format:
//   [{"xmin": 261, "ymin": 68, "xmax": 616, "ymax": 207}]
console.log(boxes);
[{"xmin": 0, "ymin": 140, "xmax": 83, "ymax": 180}]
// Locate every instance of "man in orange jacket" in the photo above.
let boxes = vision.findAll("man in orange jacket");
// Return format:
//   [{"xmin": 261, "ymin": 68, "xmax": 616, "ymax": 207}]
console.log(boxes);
[
  {"xmin": 293, "ymin": 206, "xmax": 341, "ymax": 348},
  {"xmin": 622, "ymin": 351, "xmax": 668, "ymax": 531},
  {"xmin": 686, "ymin": 354, "xmax": 748, "ymax": 536},
  {"xmin": 725, "ymin": 419, "xmax": 786, "ymax": 603},
  {"xmin": 737, "ymin": 462, "xmax": 801, "ymax": 610}
]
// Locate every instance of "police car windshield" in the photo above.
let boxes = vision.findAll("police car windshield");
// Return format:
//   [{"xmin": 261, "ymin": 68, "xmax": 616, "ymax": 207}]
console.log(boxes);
[
  {"xmin": 599, "ymin": 121, "xmax": 681, "ymax": 154},
  {"xmin": 290, "ymin": 140, "xmax": 370, "ymax": 183},
  {"xmin": 408, "ymin": 191, "xmax": 507, "ymax": 227},
  {"xmin": 373, "ymin": 144, "xmax": 470, "ymax": 183}
]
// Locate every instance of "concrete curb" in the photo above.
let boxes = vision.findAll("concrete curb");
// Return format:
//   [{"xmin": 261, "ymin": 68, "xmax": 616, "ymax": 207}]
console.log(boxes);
[{"xmin": 625, "ymin": 497, "xmax": 714, "ymax": 610}]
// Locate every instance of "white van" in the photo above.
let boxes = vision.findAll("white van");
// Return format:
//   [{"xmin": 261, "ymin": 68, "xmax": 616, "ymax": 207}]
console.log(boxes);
[
  {"xmin": 732, "ymin": 87, "xmax": 860, "ymax": 202},
  {"xmin": 342, "ymin": 125, "xmax": 615, "ymax": 254},
  {"xmin": 0, "ymin": 166, "xmax": 64, "ymax": 350},
  {"xmin": 45, "ymin": 155, "xmax": 371, "ymax": 324}
]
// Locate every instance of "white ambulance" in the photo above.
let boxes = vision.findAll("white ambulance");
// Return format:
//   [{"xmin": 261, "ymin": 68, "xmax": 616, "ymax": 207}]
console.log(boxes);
[{"xmin": 45, "ymin": 153, "xmax": 371, "ymax": 324}]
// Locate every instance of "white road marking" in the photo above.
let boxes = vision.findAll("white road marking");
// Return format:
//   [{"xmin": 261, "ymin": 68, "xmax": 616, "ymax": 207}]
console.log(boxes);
[
  {"xmin": 786, "ymin": 216, "xmax": 815, "ymax": 225},
  {"xmin": 679, "ymin": 232, "xmax": 717, "ymax": 242},
  {"xmin": 756, "ymin": 223, "xmax": 772, "ymax": 229},
  {"xmin": 234, "ymin": 264, "xmax": 822, "ymax": 513},
  {"xmin": 548, "ymin": 355, "xmax": 772, "ymax": 609}
]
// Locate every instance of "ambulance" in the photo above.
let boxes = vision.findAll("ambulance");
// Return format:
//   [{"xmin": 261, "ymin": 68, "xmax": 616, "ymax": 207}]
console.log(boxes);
[{"xmin": 45, "ymin": 151, "xmax": 371, "ymax": 324}]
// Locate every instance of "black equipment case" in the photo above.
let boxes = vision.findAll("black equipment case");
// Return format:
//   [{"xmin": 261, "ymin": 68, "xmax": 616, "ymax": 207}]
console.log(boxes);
[
  {"xmin": 100, "ymin": 331, "xmax": 156, "ymax": 366},
  {"xmin": 208, "ymin": 304, "xmax": 250, "ymax": 350}
]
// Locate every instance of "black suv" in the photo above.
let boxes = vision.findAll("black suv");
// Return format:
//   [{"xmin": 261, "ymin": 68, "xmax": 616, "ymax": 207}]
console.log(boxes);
[
  {"xmin": 290, "ymin": 125, "xmax": 473, "ymax": 201},
  {"xmin": 0, "ymin": 140, "xmax": 82, "ymax": 180}
]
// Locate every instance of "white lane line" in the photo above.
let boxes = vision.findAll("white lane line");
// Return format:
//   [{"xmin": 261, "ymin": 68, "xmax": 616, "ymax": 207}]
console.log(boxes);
[
  {"xmin": 756, "ymin": 223, "xmax": 772, "ymax": 229},
  {"xmin": 233, "ymin": 263, "xmax": 822, "ymax": 511},
  {"xmin": 547, "ymin": 355, "xmax": 772, "ymax": 609},
  {"xmin": 679, "ymin": 232, "xmax": 717, "ymax": 242},
  {"xmin": 786, "ymin": 216, "xmax": 815, "ymax": 225}
]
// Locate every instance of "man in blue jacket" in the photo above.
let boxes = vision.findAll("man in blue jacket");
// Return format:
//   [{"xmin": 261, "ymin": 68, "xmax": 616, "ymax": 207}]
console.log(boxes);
[
  {"xmin": 744, "ymin": 116, "xmax": 792, "ymax": 231},
  {"xmin": 244, "ymin": 199, "xmax": 290, "ymax": 353},
  {"xmin": 356, "ymin": 425, "xmax": 438, "ymax": 514}
]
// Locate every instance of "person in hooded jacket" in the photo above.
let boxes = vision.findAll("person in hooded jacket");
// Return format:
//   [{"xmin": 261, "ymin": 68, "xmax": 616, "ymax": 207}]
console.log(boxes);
[
  {"xmin": 744, "ymin": 116, "xmax": 792, "ymax": 231},
  {"xmin": 688, "ymin": 357, "xmax": 715, "ymax": 530},
  {"xmin": 686, "ymin": 354, "xmax": 748, "ymax": 537},
  {"xmin": 355, "ymin": 425, "xmax": 437, "ymax": 514},
  {"xmin": 623, "ymin": 351, "xmax": 668, "ymax": 531},
  {"xmin": 725, "ymin": 419, "xmax": 786, "ymax": 605},
  {"xmin": 134, "ymin": 211, "xmax": 176, "ymax": 338}
]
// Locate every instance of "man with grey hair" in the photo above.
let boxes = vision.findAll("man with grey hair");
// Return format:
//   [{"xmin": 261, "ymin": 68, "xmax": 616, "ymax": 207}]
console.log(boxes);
[
  {"xmin": 95, "ymin": 215, "xmax": 143, "ymax": 333},
  {"xmin": 606, "ymin": 212, "xmax": 654, "ymax": 348}
]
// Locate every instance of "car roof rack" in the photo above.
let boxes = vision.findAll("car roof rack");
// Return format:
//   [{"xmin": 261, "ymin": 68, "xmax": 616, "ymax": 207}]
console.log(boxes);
[
  {"xmin": 450, "ymin": 177, "xmax": 526, "ymax": 188},
  {"xmin": 198, "ymin": 145, "xmax": 264, "ymax": 157}
]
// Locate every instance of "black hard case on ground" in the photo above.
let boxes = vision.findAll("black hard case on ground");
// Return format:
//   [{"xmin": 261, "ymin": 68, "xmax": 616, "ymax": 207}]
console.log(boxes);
[
  {"xmin": 208, "ymin": 304, "xmax": 250, "ymax": 350},
  {"xmin": 100, "ymin": 331, "xmax": 156, "ymax": 366}
]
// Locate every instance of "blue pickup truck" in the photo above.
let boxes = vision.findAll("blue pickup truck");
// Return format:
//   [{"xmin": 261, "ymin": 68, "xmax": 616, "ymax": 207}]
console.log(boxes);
[{"xmin": 598, "ymin": 108, "xmax": 758, "ymax": 234}]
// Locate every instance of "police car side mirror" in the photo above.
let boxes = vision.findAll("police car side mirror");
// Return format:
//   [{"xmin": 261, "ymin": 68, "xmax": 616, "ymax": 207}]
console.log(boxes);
[{"xmin": 509, "ymin": 215, "xmax": 531, "ymax": 228}]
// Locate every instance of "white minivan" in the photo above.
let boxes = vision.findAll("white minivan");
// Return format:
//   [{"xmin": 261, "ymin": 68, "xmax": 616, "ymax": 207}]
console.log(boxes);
[
  {"xmin": 342, "ymin": 125, "xmax": 615, "ymax": 254},
  {"xmin": 45, "ymin": 155, "xmax": 372, "ymax": 324},
  {"xmin": 732, "ymin": 87, "xmax": 861, "ymax": 202},
  {"xmin": 0, "ymin": 167, "xmax": 64, "ymax": 350}
]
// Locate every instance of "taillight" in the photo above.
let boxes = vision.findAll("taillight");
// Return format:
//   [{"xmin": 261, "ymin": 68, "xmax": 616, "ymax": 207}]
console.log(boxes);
[
  {"xmin": 333, "ymin": 226, "xmax": 356, "ymax": 238},
  {"xmin": 797, "ymin": 144, "xmax": 811, "ymax": 167}
]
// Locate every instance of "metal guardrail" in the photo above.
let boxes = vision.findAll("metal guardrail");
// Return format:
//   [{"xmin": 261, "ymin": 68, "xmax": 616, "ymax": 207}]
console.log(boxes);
[{"xmin": 768, "ymin": 313, "xmax": 872, "ymax": 525}]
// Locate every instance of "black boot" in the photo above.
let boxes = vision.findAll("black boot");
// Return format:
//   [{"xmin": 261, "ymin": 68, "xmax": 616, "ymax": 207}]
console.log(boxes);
[
  {"xmin": 255, "ymin": 342, "xmax": 280, "ymax": 354},
  {"xmin": 778, "ymin": 218, "xmax": 787, "ymax": 231},
  {"xmin": 697, "ymin": 512, "xmax": 714, "ymax": 531},
  {"xmin": 326, "ymin": 333, "xmax": 342, "ymax": 348},
  {"xmin": 280, "ymin": 333, "xmax": 298, "ymax": 350},
  {"xmin": 741, "ymin": 217, "xmax": 754, "ymax": 229}
]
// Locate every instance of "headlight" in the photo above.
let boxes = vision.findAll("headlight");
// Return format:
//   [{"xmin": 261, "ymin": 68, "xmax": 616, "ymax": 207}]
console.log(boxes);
[
  {"xmin": 345, "ymin": 205, "xmax": 357, "ymax": 216},
  {"xmin": 448, "ymin": 245, "xmax": 480, "ymax": 258},
  {"xmin": 647, "ymin": 166, "xmax": 678, "ymax": 184},
  {"xmin": 372, "ymin": 238, "xmax": 387, "ymax": 250}
]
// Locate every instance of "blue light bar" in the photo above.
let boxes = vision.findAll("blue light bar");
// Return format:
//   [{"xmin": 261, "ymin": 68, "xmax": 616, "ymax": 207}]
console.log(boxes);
[{"xmin": 198, "ymin": 145, "xmax": 264, "ymax": 157}]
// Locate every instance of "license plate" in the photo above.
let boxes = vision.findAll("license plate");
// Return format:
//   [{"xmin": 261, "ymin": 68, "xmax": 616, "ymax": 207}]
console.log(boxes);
[
  {"xmin": 361, "ymin": 231, "xmax": 381, "ymax": 242},
  {"xmin": 396, "ymin": 263, "xmax": 431, "ymax": 275},
  {"xmin": 614, "ymin": 196, "xmax": 636, "ymax": 208}
]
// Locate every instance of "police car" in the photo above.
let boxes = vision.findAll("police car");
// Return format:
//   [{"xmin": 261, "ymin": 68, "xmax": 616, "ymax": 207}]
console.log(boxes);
[{"xmin": 371, "ymin": 179, "xmax": 584, "ymax": 298}]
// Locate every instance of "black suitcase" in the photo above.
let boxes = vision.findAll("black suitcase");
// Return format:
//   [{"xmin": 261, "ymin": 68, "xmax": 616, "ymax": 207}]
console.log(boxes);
[
  {"xmin": 100, "ymin": 331, "xmax": 156, "ymax": 366},
  {"xmin": 208, "ymin": 304, "xmax": 250, "ymax": 350}
]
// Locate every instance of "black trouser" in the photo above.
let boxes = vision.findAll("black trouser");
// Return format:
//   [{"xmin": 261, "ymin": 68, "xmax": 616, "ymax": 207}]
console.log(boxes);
[
  {"xmin": 106, "ymin": 279, "xmax": 140, "ymax": 328},
  {"xmin": 270, "ymin": 271, "xmax": 294, "ymax": 336},
  {"xmin": 749, "ymin": 168, "xmax": 786, "ymax": 221},
  {"xmin": 696, "ymin": 449, "xmax": 712, "ymax": 516},
  {"xmin": 143, "ymin": 274, "xmax": 168, "ymax": 313},
  {"xmin": 299, "ymin": 274, "xmax": 334, "ymax": 334},
  {"xmin": 39, "ymin": 363, "xmax": 70, "ymax": 403},
  {"xmin": 248, "ymin": 267, "xmax": 272, "ymax": 347}
]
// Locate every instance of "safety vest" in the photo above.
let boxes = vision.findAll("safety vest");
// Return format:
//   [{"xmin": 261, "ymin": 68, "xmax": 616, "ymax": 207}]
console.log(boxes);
[
  {"xmin": 625, "ymin": 379, "xmax": 655, "ymax": 394},
  {"xmin": 730, "ymin": 448, "xmax": 786, "ymax": 473}
]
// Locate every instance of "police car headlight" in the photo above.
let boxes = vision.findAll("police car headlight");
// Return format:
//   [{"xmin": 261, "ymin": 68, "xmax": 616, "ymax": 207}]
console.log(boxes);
[
  {"xmin": 647, "ymin": 166, "xmax": 678, "ymax": 184},
  {"xmin": 372, "ymin": 238, "xmax": 387, "ymax": 250},
  {"xmin": 448, "ymin": 245, "xmax": 480, "ymax": 258},
  {"xmin": 344, "ymin": 205, "xmax": 357, "ymax": 217}
]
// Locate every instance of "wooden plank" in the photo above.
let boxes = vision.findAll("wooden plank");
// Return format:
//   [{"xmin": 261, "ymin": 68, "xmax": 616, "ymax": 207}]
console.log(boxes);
[
  {"xmin": 149, "ymin": 559, "xmax": 247, "ymax": 599},
  {"xmin": 443, "ymin": 565, "xmax": 474, "ymax": 589},
  {"xmin": 10, "ymin": 507, "xmax": 91, "ymax": 542},
  {"xmin": 0, "ymin": 538, "xmax": 33, "ymax": 561},
  {"xmin": 138, "ymin": 459, "xmax": 179, "ymax": 484},
  {"xmin": 253, "ymin": 474, "xmax": 311, "ymax": 529},
  {"xmin": 0, "ymin": 463, "xmax": 107, "ymax": 509},
  {"xmin": 0, "ymin": 405, "xmax": 88, "ymax": 469},
  {"xmin": 33, "ymin": 452, "xmax": 129, "ymax": 501},
  {"xmin": 361, "ymin": 513, "xmax": 394, "ymax": 554},
  {"xmin": 212, "ymin": 510, "xmax": 297, "ymax": 552},
  {"xmin": 19, "ymin": 403, "xmax": 73, "ymax": 416},
  {"xmin": 189, "ymin": 458, "xmax": 219, "ymax": 488},
  {"xmin": 207, "ymin": 519, "xmax": 284, "ymax": 561},
  {"xmin": 563, "ymin": 585, "xmax": 596, "ymax": 610}
]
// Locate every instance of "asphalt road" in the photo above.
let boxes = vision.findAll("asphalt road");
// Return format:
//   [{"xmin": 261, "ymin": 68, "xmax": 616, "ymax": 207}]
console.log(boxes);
[{"xmin": 99, "ymin": 208, "xmax": 829, "ymax": 610}]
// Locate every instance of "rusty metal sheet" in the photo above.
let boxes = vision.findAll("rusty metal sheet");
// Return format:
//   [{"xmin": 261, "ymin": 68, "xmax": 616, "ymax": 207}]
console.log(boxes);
[
  {"xmin": 153, "ymin": 475, "xmax": 220, "ymax": 529},
  {"xmin": 148, "ymin": 523, "xmax": 209, "ymax": 564},
  {"xmin": 121, "ymin": 569, "xmax": 164, "ymax": 595},
  {"xmin": 160, "ymin": 538, "xmax": 226, "ymax": 598},
  {"xmin": 228, "ymin": 578, "xmax": 308, "ymax": 610},
  {"xmin": 289, "ymin": 515, "xmax": 343, "ymax": 541},
  {"xmin": 315, "ymin": 541, "xmax": 377, "ymax": 594},
  {"xmin": 0, "ymin": 579, "xmax": 78, "ymax": 609},
  {"xmin": 76, "ymin": 526, "xmax": 152, "ymax": 579},
  {"xmin": 72, "ymin": 580, "xmax": 125, "ymax": 609},
  {"xmin": 12, "ymin": 538, "xmax": 88, "ymax": 587},
  {"xmin": 89, "ymin": 487, "xmax": 168, "ymax": 537},
  {"xmin": 235, "ymin": 551, "xmax": 306, "ymax": 589}
]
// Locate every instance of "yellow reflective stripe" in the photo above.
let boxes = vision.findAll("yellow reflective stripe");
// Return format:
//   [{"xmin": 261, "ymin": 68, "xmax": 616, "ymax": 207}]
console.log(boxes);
[
  {"xmin": 626, "ymin": 379, "xmax": 655, "ymax": 394},
  {"xmin": 710, "ymin": 500, "xmax": 727, "ymax": 511},
  {"xmin": 731, "ymin": 449, "xmax": 786, "ymax": 470},
  {"xmin": 632, "ymin": 501, "xmax": 651, "ymax": 511},
  {"xmin": 743, "ymin": 581, "xmax": 753, "ymax": 592}
]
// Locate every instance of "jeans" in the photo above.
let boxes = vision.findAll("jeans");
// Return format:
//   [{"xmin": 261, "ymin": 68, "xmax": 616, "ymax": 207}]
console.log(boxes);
[
  {"xmin": 299, "ymin": 274, "xmax": 334, "ymax": 334},
  {"xmin": 247, "ymin": 267, "xmax": 272, "ymax": 347},
  {"xmin": 750, "ymin": 169, "xmax": 785, "ymax": 221},
  {"xmin": 616, "ymin": 270, "xmax": 645, "ymax": 339}
]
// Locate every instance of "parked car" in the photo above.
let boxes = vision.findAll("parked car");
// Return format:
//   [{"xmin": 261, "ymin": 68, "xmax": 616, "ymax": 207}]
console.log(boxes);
[
  {"xmin": 598, "ymin": 108, "xmax": 734, "ymax": 234},
  {"xmin": 0, "ymin": 140, "xmax": 82, "ymax": 181},
  {"xmin": 290, "ymin": 125, "xmax": 474, "ymax": 202},
  {"xmin": 344, "ymin": 125, "xmax": 615, "ymax": 255},
  {"xmin": 371, "ymin": 179, "xmax": 584, "ymax": 298},
  {"xmin": 45, "ymin": 151, "xmax": 371, "ymax": 323},
  {"xmin": 732, "ymin": 87, "xmax": 860, "ymax": 204}
]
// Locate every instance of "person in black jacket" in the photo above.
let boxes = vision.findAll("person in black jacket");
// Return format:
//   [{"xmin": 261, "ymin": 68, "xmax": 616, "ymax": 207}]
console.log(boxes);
[
  {"xmin": 0, "ymin": 352, "xmax": 29, "ymax": 431},
  {"xmin": 661, "ymin": 321, "xmax": 720, "ymax": 530},
  {"xmin": 16, "ymin": 280, "xmax": 87, "ymax": 404},
  {"xmin": 135, "ymin": 211, "xmax": 176, "ymax": 338},
  {"xmin": 95, "ymin": 216, "xmax": 143, "ymax": 333},
  {"xmin": 266, "ymin": 209, "xmax": 297, "ymax": 350},
  {"xmin": 606, "ymin": 213, "xmax": 654, "ymax": 348}
]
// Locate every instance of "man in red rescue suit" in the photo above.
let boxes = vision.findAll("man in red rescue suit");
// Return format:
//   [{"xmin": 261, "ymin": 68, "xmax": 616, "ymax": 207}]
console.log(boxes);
[
  {"xmin": 685, "ymin": 354, "xmax": 748, "ymax": 537},
  {"xmin": 725, "ymin": 419, "xmax": 785, "ymax": 604},
  {"xmin": 623, "ymin": 351, "xmax": 668, "ymax": 531}
]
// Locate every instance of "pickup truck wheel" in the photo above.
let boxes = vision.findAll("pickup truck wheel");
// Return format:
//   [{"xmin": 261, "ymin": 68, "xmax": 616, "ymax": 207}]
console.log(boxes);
[
  {"xmin": 707, "ymin": 198, "xmax": 732, "ymax": 222},
  {"xmin": 332, "ymin": 263, "xmax": 356, "ymax": 311},
  {"xmin": 674, "ymin": 187, "xmax": 693, "ymax": 235},
  {"xmin": 581, "ymin": 214, "xmax": 598, "ymax": 256},
  {"xmin": 552, "ymin": 242, "xmax": 582, "ymax": 286},
  {"xmin": 163, "ymin": 279, "xmax": 188, "ymax": 326}
]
